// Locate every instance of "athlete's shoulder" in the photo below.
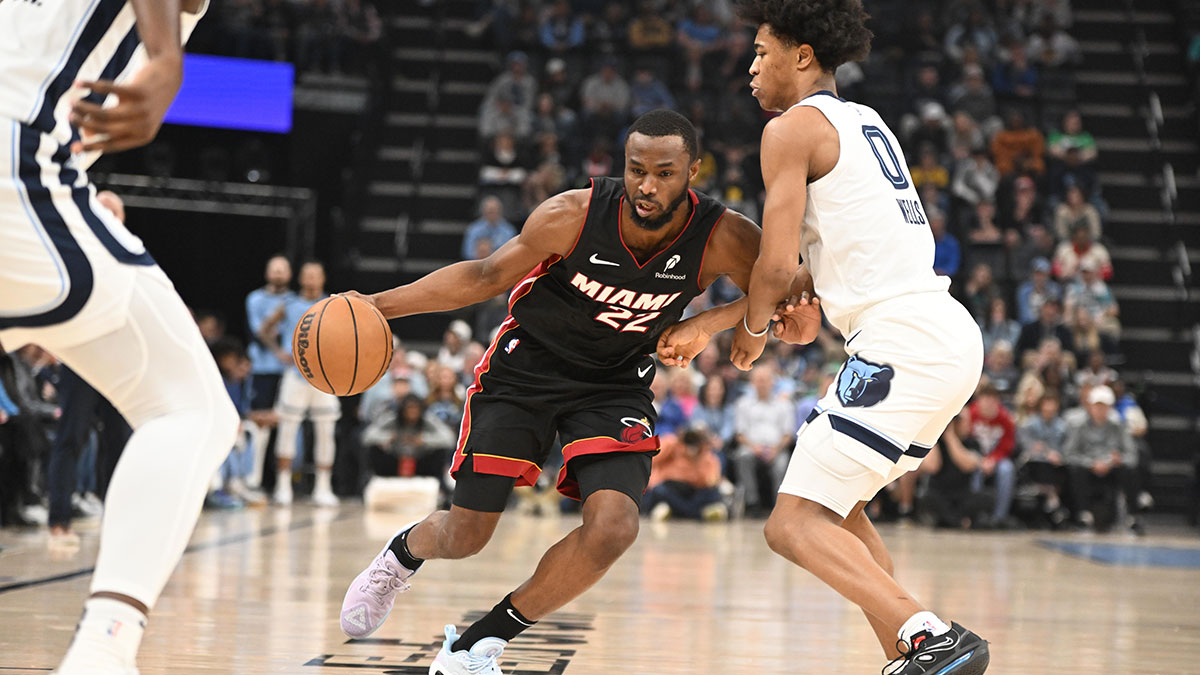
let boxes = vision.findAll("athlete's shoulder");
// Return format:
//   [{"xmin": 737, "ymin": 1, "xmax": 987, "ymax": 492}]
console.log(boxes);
[
  {"xmin": 769, "ymin": 102, "xmax": 836, "ymax": 147},
  {"xmin": 529, "ymin": 185, "xmax": 592, "ymax": 225}
]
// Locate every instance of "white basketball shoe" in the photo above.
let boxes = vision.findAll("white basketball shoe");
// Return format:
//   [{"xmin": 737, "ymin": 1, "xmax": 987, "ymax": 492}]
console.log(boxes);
[
  {"xmin": 429, "ymin": 625, "xmax": 506, "ymax": 675},
  {"xmin": 340, "ymin": 522, "xmax": 421, "ymax": 638}
]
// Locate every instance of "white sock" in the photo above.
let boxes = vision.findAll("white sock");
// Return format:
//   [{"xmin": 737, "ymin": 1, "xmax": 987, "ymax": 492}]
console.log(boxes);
[
  {"xmin": 315, "ymin": 468, "xmax": 332, "ymax": 495},
  {"xmin": 275, "ymin": 469, "xmax": 292, "ymax": 495},
  {"xmin": 62, "ymin": 598, "xmax": 147, "ymax": 668},
  {"xmin": 899, "ymin": 611, "xmax": 951, "ymax": 644}
]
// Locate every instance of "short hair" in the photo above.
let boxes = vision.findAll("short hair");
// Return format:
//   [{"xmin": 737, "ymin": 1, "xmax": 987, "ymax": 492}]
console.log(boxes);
[
  {"xmin": 977, "ymin": 382, "xmax": 1001, "ymax": 398},
  {"xmin": 210, "ymin": 336, "xmax": 245, "ymax": 362},
  {"xmin": 626, "ymin": 109, "xmax": 699, "ymax": 162},
  {"xmin": 737, "ymin": 0, "xmax": 873, "ymax": 71}
]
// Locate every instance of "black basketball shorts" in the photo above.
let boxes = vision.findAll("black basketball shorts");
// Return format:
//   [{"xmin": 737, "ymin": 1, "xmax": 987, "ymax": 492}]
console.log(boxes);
[
  {"xmin": 249, "ymin": 372, "xmax": 283, "ymax": 411},
  {"xmin": 450, "ymin": 318, "xmax": 660, "ymax": 512}
]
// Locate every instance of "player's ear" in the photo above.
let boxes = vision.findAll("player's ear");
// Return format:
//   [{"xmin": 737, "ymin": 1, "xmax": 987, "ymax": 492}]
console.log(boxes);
[
  {"xmin": 797, "ymin": 44, "xmax": 815, "ymax": 70},
  {"xmin": 688, "ymin": 157, "xmax": 701, "ymax": 182}
]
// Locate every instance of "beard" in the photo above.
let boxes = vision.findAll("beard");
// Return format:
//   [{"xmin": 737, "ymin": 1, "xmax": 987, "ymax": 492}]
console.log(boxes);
[{"xmin": 627, "ymin": 188, "xmax": 689, "ymax": 231}]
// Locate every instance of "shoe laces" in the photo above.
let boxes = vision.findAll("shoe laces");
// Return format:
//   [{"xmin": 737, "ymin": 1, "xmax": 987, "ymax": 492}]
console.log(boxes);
[
  {"xmin": 456, "ymin": 651, "xmax": 502, "ymax": 675},
  {"xmin": 363, "ymin": 560, "xmax": 408, "ymax": 600},
  {"xmin": 882, "ymin": 638, "xmax": 915, "ymax": 675}
]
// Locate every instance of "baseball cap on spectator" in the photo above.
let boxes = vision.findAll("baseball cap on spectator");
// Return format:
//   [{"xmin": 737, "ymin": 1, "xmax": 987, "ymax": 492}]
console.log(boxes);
[
  {"xmin": 920, "ymin": 101, "xmax": 947, "ymax": 122},
  {"xmin": 507, "ymin": 50, "xmax": 528, "ymax": 66},
  {"xmin": 1088, "ymin": 386, "xmax": 1115, "ymax": 406},
  {"xmin": 1032, "ymin": 257, "xmax": 1051, "ymax": 274},
  {"xmin": 406, "ymin": 351, "xmax": 428, "ymax": 371},
  {"xmin": 546, "ymin": 58, "xmax": 566, "ymax": 75},
  {"xmin": 1015, "ymin": 176, "xmax": 1035, "ymax": 192},
  {"xmin": 448, "ymin": 319, "xmax": 472, "ymax": 343},
  {"xmin": 963, "ymin": 64, "xmax": 985, "ymax": 79}
]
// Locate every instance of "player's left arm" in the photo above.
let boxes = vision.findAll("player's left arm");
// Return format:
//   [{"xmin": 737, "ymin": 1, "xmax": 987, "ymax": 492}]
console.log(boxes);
[
  {"xmin": 70, "ymin": 0, "xmax": 184, "ymax": 154},
  {"xmin": 658, "ymin": 210, "xmax": 819, "ymax": 367},
  {"xmin": 730, "ymin": 112, "xmax": 818, "ymax": 371}
]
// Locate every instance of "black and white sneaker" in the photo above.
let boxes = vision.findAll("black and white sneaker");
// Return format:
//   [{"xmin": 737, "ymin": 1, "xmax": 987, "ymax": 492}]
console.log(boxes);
[{"xmin": 883, "ymin": 622, "xmax": 990, "ymax": 675}]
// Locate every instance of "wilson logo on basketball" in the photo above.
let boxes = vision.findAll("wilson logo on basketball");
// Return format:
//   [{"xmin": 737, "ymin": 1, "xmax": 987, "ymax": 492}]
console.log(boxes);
[
  {"xmin": 295, "ymin": 311, "xmax": 317, "ymax": 380},
  {"xmin": 290, "ymin": 295, "xmax": 393, "ymax": 396}
]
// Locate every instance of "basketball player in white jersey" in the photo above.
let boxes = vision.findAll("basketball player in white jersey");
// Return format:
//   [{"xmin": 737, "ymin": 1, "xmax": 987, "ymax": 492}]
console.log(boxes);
[
  {"xmin": 0, "ymin": 2, "xmax": 238, "ymax": 674},
  {"xmin": 728, "ymin": 1, "xmax": 989, "ymax": 673}
]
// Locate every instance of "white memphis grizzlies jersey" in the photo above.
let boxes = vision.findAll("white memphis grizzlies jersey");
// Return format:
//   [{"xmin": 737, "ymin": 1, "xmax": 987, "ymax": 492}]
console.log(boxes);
[
  {"xmin": 0, "ymin": 0, "xmax": 205, "ymax": 340},
  {"xmin": 792, "ymin": 91, "xmax": 949, "ymax": 336},
  {"xmin": 0, "ymin": 0, "xmax": 206, "ymax": 154}
]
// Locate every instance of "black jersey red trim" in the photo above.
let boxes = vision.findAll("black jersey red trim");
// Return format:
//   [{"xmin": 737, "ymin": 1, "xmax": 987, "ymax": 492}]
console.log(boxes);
[{"xmin": 617, "ymin": 190, "xmax": 701, "ymax": 269}]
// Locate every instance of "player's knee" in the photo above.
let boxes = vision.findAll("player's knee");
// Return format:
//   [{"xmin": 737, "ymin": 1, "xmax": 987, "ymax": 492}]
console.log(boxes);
[
  {"xmin": 764, "ymin": 510, "xmax": 813, "ymax": 563},
  {"xmin": 582, "ymin": 506, "xmax": 639, "ymax": 564},
  {"xmin": 441, "ymin": 514, "xmax": 497, "ymax": 559},
  {"xmin": 763, "ymin": 514, "xmax": 790, "ymax": 557}
]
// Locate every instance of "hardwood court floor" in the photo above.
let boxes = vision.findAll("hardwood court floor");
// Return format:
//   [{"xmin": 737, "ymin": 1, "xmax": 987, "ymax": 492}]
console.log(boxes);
[{"xmin": 2, "ymin": 504, "xmax": 1199, "ymax": 674}]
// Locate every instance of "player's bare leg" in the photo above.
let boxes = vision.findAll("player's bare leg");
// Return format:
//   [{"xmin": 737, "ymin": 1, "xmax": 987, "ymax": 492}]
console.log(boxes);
[
  {"xmin": 406, "ymin": 506, "xmax": 503, "ymax": 560},
  {"xmin": 765, "ymin": 495, "xmax": 923, "ymax": 631},
  {"xmin": 841, "ymin": 501, "xmax": 902, "ymax": 659},
  {"xmin": 339, "ymin": 506, "xmax": 501, "ymax": 638},
  {"xmin": 507, "ymin": 489, "xmax": 638, "ymax": 618},
  {"xmin": 426, "ymin": 490, "xmax": 639, "ymax": 675}
]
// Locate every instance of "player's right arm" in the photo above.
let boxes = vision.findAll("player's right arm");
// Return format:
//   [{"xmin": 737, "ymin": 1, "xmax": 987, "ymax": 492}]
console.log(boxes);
[
  {"xmin": 357, "ymin": 190, "xmax": 588, "ymax": 319},
  {"xmin": 70, "ymin": 0, "xmax": 188, "ymax": 154}
]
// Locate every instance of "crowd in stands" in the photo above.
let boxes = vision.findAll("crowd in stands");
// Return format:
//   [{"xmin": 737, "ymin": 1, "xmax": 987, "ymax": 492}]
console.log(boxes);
[
  {"xmin": 188, "ymin": 0, "xmax": 384, "ymax": 77},
  {"xmin": 0, "ymin": 0, "xmax": 1166, "ymax": 540}
]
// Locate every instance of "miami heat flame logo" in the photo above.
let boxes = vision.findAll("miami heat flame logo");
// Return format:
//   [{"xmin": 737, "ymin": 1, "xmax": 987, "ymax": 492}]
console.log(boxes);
[{"xmin": 619, "ymin": 416, "xmax": 654, "ymax": 442}]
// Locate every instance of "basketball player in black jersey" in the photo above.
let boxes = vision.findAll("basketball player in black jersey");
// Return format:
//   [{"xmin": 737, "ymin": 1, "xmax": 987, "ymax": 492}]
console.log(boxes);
[{"xmin": 337, "ymin": 109, "xmax": 818, "ymax": 673}]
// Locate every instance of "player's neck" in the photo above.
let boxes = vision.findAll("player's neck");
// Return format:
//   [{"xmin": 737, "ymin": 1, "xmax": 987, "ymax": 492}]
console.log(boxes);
[
  {"xmin": 620, "ymin": 199, "xmax": 693, "ymax": 257},
  {"xmin": 789, "ymin": 74, "xmax": 839, "ymax": 108}
]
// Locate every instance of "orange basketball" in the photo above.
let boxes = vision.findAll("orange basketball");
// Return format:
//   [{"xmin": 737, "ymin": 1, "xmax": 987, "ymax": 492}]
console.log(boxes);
[{"xmin": 291, "ymin": 295, "xmax": 393, "ymax": 396}]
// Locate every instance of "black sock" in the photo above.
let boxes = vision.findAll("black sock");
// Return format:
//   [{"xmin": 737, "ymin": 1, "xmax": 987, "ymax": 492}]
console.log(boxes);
[
  {"xmin": 452, "ymin": 594, "xmax": 535, "ymax": 652},
  {"xmin": 386, "ymin": 525, "xmax": 424, "ymax": 571}
]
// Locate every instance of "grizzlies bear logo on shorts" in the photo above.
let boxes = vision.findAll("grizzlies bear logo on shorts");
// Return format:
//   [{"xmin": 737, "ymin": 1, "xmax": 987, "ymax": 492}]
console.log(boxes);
[{"xmin": 836, "ymin": 355, "xmax": 895, "ymax": 408}]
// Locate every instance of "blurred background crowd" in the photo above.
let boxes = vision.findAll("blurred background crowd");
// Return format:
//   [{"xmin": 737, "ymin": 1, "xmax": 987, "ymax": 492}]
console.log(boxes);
[{"xmin": 0, "ymin": 0, "xmax": 1192, "ymax": 546}]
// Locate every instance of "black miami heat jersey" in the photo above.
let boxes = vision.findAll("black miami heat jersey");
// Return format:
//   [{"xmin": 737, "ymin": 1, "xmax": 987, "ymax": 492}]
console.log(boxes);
[{"xmin": 509, "ymin": 177, "xmax": 727, "ymax": 370}]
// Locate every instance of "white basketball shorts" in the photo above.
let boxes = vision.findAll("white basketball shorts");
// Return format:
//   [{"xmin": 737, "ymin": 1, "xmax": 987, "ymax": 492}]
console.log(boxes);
[
  {"xmin": 275, "ymin": 367, "xmax": 342, "ymax": 423},
  {"xmin": 779, "ymin": 290, "xmax": 984, "ymax": 519},
  {"xmin": 0, "ymin": 119, "xmax": 151, "ymax": 348}
]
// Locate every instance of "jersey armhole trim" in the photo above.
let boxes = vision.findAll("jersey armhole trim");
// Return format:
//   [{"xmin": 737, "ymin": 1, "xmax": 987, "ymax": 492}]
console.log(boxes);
[
  {"xmin": 695, "ymin": 207, "xmax": 728, "ymax": 292},
  {"xmin": 795, "ymin": 102, "xmax": 846, "ymax": 190},
  {"xmin": 562, "ymin": 179, "xmax": 593, "ymax": 260}
]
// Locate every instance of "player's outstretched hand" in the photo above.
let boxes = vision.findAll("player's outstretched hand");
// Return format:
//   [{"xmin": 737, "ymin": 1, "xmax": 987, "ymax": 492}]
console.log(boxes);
[
  {"xmin": 336, "ymin": 290, "xmax": 378, "ymax": 308},
  {"xmin": 730, "ymin": 321, "xmax": 768, "ymax": 372},
  {"xmin": 657, "ymin": 319, "xmax": 712, "ymax": 368},
  {"xmin": 771, "ymin": 291, "xmax": 822, "ymax": 345},
  {"xmin": 69, "ymin": 55, "xmax": 183, "ymax": 154}
]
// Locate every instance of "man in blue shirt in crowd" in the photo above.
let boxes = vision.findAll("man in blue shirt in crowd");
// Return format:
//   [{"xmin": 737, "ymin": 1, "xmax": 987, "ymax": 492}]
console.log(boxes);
[
  {"xmin": 263, "ymin": 261, "xmax": 342, "ymax": 507},
  {"xmin": 461, "ymin": 196, "xmax": 517, "ymax": 260},
  {"xmin": 244, "ymin": 255, "xmax": 295, "ymax": 490}
]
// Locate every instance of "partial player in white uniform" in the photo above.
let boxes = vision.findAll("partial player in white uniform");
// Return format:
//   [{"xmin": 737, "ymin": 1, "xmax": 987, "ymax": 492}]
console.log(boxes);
[
  {"xmin": 263, "ymin": 260, "xmax": 342, "ymax": 507},
  {"xmin": 727, "ymin": 2, "xmax": 990, "ymax": 674},
  {"xmin": 0, "ymin": 2, "xmax": 238, "ymax": 674}
]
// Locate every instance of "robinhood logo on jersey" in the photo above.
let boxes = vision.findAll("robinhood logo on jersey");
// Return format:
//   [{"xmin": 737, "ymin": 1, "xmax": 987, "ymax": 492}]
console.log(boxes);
[{"xmin": 656, "ymin": 254, "xmax": 686, "ymax": 280}]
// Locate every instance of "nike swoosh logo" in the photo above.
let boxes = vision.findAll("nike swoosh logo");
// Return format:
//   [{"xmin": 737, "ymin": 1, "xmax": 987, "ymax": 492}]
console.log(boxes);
[
  {"xmin": 918, "ymin": 636, "xmax": 958, "ymax": 654},
  {"xmin": 506, "ymin": 608, "xmax": 534, "ymax": 627},
  {"xmin": 637, "ymin": 364, "xmax": 653, "ymax": 378},
  {"xmin": 589, "ymin": 253, "xmax": 621, "ymax": 267}
]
